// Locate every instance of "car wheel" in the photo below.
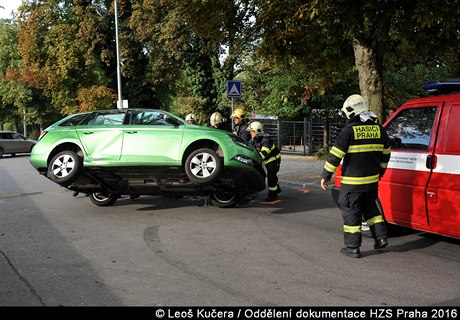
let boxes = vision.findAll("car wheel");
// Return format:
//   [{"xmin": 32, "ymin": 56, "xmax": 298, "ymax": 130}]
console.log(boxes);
[
  {"xmin": 47, "ymin": 150, "xmax": 82, "ymax": 187},
  {"xmin": 0, "ymin": 147, "xmax": 4, "ymax": 158},
  {"xmin": 209, "ymin": 190, "xmax": 240, "ymax": 208},
  {"xmin": 89, "ymin": 191, "xmax": 118, "ymax": 206},
  {"xmin": 185, "ymin": 148, "xmax": 222, "ymax": 185}
]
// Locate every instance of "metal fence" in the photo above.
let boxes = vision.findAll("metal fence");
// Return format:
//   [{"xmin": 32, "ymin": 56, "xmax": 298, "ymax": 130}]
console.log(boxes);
[{"xmin": 252, "ymin": 117, "xmax": 345, "ymax": 156}]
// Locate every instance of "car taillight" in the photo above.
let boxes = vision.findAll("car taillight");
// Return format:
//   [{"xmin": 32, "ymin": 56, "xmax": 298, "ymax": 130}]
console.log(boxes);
[{"xmin": 38, "ymin": 131, "xmax": 47, "ymax": 141}]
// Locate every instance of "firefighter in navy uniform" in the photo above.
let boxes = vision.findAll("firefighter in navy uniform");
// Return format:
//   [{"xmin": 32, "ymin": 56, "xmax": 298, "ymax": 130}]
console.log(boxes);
[
  {"xmin": 247, "ymin": 121, "xmax": 282, "ymax": 202},
  {"xmin": 320, "ymin": 94, "xmax": 391, "ymax": 258},
  {"xmin": 231, "ymin": 108, "xmax": 251, "ymax": 141},
  {"xmin": 210, "ymin": 112, "xmax": 230, "ymax": 132}
]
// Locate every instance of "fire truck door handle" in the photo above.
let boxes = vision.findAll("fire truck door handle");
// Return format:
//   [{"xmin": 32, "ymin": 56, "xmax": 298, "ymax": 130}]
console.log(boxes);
[{"xmin": 426, "ymin": 155, "xmax": 436, "ymax": 169}]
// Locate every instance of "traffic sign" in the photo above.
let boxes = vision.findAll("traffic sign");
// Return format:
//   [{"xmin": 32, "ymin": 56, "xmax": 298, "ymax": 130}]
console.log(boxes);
[{"xmin": 227, "ymin": 80, "xmax": 242, "ymax": 98}]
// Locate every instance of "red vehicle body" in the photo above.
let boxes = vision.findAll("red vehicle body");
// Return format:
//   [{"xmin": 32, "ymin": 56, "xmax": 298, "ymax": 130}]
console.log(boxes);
[{"xmin": 333, "ymin": 84, "xmax": 460, "ymax": 239}]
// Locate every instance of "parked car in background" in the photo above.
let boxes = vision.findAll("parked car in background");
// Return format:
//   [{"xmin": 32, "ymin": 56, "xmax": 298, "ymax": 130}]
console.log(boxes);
[
  {"xmin": 30, "ymin": 109, "xmax": 266, "ymax": 208},
  {"xmin": 0, "ymin": 131, "xmax": 36, "ymax": 158},
  {"xmin": 333, "ymin": 80, "xmax": 460, "ymax": 239}
]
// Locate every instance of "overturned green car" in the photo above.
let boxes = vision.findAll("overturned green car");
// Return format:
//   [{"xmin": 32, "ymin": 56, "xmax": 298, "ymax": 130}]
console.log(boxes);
[{"xmin": 30, "ymin": 109, "xmax": 266, "ymax": 207}]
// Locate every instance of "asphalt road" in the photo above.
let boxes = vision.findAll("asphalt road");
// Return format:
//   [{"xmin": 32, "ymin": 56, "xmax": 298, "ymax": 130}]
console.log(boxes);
[{"xmin": 1, "ymin": 155, "xmax": 459, "ymax": 306}]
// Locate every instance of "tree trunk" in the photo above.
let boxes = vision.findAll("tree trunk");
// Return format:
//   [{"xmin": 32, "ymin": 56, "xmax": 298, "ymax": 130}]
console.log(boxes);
[{"xmin": 352, "ymin": 38, "xmax": 384, "ymax": 121}]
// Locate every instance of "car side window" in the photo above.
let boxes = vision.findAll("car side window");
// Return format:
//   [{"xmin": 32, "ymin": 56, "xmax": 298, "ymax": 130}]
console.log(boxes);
[
  {"xmin": 59, "ymin": 113, "xmax": 91, "ymax": 126},
  {"xmin": 87, "ymin": 111, "xmax": 125, "ymax": 126},
  {"xmin": 386, "ymin": 106, "xmax": 437, "ymax": 150},
  {"xmin": 131, "ymin": 111, "xmax": 179, "ymax": 126},
  {"xmin": 12, "ymin": 133, "xmax": 25, "ymax": 140}
]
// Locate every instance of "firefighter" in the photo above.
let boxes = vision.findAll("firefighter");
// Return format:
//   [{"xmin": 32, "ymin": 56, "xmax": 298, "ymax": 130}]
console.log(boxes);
[
  {"xmin": 247, "ymin": 121, "xmax": 281, "ymax": 202},
  {"xmin": 231, "ymin": 108, "xmax": 251, "ymax": 141},
  {"xmin": 185, "ymin": 113, "xmax": 197, "ymax": 124},
  {"xmin": 320, "ymin": 94, "xmax": 391, "ymax": 258},
  {"xmin": 210, "ymin": 112, "xmax": 230, "ymax": 131}
]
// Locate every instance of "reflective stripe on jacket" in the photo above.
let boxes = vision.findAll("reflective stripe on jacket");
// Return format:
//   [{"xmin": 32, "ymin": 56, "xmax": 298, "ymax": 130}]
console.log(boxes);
[{"xmin": 251, "ymin": 135, "xmax": 281, "ymax": 164}]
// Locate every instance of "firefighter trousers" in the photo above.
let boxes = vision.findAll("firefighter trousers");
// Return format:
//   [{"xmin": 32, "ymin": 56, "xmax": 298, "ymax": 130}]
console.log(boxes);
[
  {"xmin": 266, "ymin": 159, "xmax": 281, "ymax": 194},
  {"xmin": 339, "ymin": 189, "xmax": 388, "ymax": 248}
]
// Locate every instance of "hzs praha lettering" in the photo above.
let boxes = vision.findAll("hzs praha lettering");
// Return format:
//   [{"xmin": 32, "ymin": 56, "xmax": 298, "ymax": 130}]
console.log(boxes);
[{"xmin": 370, "ymin": 308, "xmax": 458, "ymax": 318}]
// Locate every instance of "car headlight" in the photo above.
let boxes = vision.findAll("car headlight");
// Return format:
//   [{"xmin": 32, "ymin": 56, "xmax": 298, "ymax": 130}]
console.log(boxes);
[
  {"xmin": 231, "ymin": 155, "xmax": 254, "ymax": 166},
  {"xmin": 228, "ymin": 133, "xmax": 253, "ymax": 150}
]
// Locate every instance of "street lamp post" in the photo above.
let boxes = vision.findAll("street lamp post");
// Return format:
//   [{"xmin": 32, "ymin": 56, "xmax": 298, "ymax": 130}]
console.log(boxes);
[{"xmin": 114, "ymin": 0, "xmax": 122, "ymax": 109}]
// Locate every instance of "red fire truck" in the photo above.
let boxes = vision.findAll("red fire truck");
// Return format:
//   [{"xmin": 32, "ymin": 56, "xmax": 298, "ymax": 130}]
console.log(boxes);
[{"xmin": 333, "ymin": 81, "xmax": 460, "ymax": 239}]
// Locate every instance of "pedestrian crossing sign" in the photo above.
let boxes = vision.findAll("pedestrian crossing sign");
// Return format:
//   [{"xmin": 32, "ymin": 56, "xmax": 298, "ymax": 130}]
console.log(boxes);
[{"xmin": 227, "ymin": 80, "xmax": 242, "ymax": 98}]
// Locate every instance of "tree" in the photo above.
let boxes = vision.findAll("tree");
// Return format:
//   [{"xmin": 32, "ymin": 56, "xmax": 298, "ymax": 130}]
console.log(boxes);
[
  {"xmin": 0, "ymin": 18, "xmax": 41, "ymax": 131},
  {"xmin": 255, "ymin": 0, "xmax": 460, "ymax": 120},
  {"xmin": 130, "ymin": 0, "xmax": 259, "ymax": 121}
]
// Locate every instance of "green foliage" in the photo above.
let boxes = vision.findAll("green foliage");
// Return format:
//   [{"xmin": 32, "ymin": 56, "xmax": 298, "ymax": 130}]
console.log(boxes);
[
  {"xmin": 315, "ymin": 146, "xmax": 330, "ymax": 160},
  {"xmin": 383, "ymin": 64, "xmax": 452, "ymax": 111}
]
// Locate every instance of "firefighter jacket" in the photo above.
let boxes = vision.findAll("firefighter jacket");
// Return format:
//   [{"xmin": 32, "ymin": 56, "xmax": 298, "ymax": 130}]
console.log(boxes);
[
  {"xmin": 234, "ymin": 122, "xmax": 251, "ymax": 141},
  {"xmin": 250, "ymin": 135, "xmax": 281, "ymax": 165},
  {"xmin": 321, "ymin": 116, "xmax": 391, "ymax": 192}
]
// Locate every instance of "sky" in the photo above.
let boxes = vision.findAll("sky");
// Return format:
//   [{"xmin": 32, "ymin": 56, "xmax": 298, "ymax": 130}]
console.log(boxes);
[{"xmin": 0, "ymin": 0, "xmax": 23, "ymax": 19}]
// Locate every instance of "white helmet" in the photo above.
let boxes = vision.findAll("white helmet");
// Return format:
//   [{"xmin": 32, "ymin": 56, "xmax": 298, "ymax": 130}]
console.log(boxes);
[
  {"xmin": 341, "ymin": 94, "xmax": 368, "ymax": 119},
  {"xmin": 246, "ymin": 121, "xmax": 264, "ymax": 136},
  {"xmin": 210, "ymin": 112, "xmax": 222, "ymax": 126},
  {"xmin": 185, "ymin": 113, "xmax": 197, "ymax": 122}
]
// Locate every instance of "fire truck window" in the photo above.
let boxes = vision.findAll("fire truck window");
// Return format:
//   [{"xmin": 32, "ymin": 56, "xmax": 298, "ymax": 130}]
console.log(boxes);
[
  {"xmin": 386, "ymin": 107, "xmax": 437, "ymax": 150},
  {"xmin": 444, "ymin": 105, "xmax": 460, "ymax": 154}
]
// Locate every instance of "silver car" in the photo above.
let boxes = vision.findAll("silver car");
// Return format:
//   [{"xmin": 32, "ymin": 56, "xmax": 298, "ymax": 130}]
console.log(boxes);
[{"xmin": 0, "ymin": 131, "xmax": 36, "ymax": 158}]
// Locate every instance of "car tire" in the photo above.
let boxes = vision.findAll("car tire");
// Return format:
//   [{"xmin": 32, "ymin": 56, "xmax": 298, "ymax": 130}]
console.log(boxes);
[
  {"xmin": 0, "ymin": 147, "xmax": 4, "ymax": 158},
  {"xmin": 209, "ymin": 190, "xmax": 240, "ymax": 208},
  {"xmin": 47, "ymin": 150, "xmax": 82, "ymax": 187},
  {"xmin": 185, "ymin": 148, "xmax": 222, "ymax": 185},
  {"xmin": 89, "ymin": 191, "xmax": 118, "ymax": 206}
]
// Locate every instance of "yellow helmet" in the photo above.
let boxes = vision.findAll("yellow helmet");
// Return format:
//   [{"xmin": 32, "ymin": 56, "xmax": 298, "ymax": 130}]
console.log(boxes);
[
  {"xmin": 341, "ymin": 94, "xmax": 368, "ymax": 119},
  {"xmin": 246, "ymin": 121, "xmax": 264, "ymax": 136},
  {"xmin": 231, "ymin": 108, "xmax": 246, "ymax": 120},
  {"xmin": 210, "ymin": 112, "xmax": 222, "ymax": 126},
  {"xmin": 185, "ymin": 113, "xmax": 197, "ymax": 122}
]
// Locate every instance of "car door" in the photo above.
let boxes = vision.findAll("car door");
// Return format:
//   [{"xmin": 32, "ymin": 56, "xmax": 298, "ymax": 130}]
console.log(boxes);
[
  {"xmin": 424, "ymin": 102, "xmax": 460, "ymax": 238},
  {"xmin": 10, "ymin": 132, "xmax": 31, "ymax": 153},
  {"xmin": 1, "ymin": 132, "xmax": 17, "ymax": 153},
  {"xmin": 75, "ymin": 111, "xmax": 126, "ymax": 163},
  {"xmin": 379, "ymin": 104, "xmax": 440, "ymax": 226},
  {"xmin": 0, "ymin": 132, "xmax": 12, "ymax": 153},
  {"xmin": 120, "ymin": 110, "xmax": 185, "ymax": 165}
]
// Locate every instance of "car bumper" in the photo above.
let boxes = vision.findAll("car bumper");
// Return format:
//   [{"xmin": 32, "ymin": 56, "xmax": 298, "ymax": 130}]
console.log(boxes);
[{"xmin": 225, "ymin": 156, "xmax": 266, "ymax": 195}]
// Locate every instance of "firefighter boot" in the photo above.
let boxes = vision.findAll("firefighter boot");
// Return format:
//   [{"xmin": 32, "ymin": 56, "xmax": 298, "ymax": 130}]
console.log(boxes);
[
  {"xmin": 276, "ymin": 184, "xmax": 282, "ymax": 194},
  {"xmin": 265, "ymin": 190, "xmax": 278, "ymax": 202},
  {"xmin": 374, "ymin": 238, "xmax": 388, "ymax": 250},
  {"xmin": 340, "ymin": 247, "xmax": 361, "ymax": 258}
]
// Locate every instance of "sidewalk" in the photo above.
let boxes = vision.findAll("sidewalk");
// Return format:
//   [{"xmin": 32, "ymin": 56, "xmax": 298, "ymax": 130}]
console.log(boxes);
[{"xmin": 277, "ymin": 153, "xmax": 325, "ymax": 187}]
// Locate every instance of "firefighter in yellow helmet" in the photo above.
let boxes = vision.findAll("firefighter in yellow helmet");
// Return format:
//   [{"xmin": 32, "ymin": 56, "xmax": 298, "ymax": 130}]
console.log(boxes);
[
  {"xmin": 320, "ymin": 94, "xmax": 391, "ymax": 258},
  {"xmin": 185, "ymin": 113, "xmax": 197, "ymax": 124},
  {"xmin": 247, "ymin": 121, "xmax": 281, "ymax": 202},
  {"xmin": 231, "ymin": 108, "xmax": 251, "ymax": 141}
]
